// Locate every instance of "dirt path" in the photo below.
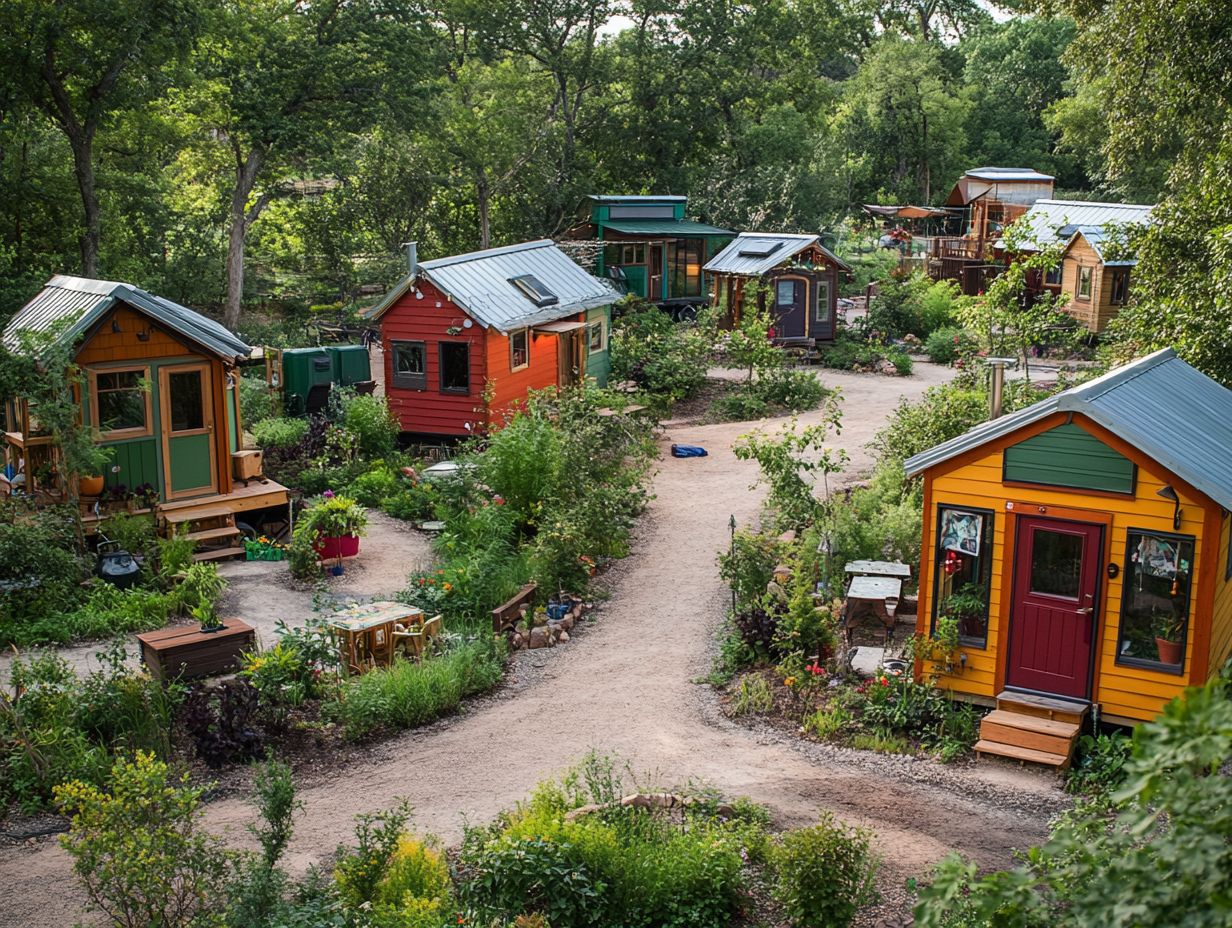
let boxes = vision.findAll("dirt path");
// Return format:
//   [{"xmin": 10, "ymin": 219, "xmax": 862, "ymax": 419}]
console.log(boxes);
[{"xmin": 2, "ymin": 364, "xmax": 1066, "ymax": 926}]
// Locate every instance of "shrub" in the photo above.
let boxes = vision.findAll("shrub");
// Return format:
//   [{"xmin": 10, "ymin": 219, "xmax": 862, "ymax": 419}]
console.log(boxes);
[
  {"xmin": 461, "ymin": 834, "xmax": 607, "ymax": 928},
  {"xmin": 771, "ymin": 815, "xmax": 880, "ymax": 928},
  {"xmin": 866, "ymin": 273, "xmax": 962, "ymax": 339},
  {"xmin": 252, "ymin": 416, "xmax": 310, "ymax": 449},
  {"xmin": 349, "ymin": 463, "xmax": 403, "ymax": 508},
  {"xmin": 335, "ymin": 802, "xmax": 415, "ymax": 910},
  {"xmin": 804, "ymin": 703, "xmax": 854, "ymax": 740},
  {"xmin": 719, "ymin": 530, "xmax": 782, "ymax": 614},
  {"xmin": 829, "ymin": 462, "xmax": 923, "ymax": 573},
  {"xmin": 1066, "ymin": 729, "xmax": 1132, "ymax": 796},
  {"xmin": 923, "ymin": 326, "xmax": 976, "ymax": 365},
  {"xmin": 374, "ymin": 835, "xmax": 454, "ymax": 918},
  {"xmin": 610, "ymin": 302, "xmax": 711, "ymax": 400},
  {"xmin": 98, "ymin": 512, "xmax": 158, "ymax": 558},
  {"xmin": 0, "ymin": 507, "xmax": 87, "ymax": 643},
  {"xmin": 181, "ymin": 680, "xmax": 265, "ymax": 768},
  {"xmin": 50, "ymin": 584, "xmax": 179, "ymax": 645},
  {"xmin": 297, "ymin": 493, "xmax": 368, "ymax": 539},
  {"xmin": 342, "ymin": 393, "xmax": 399, "ymax": 458},
  {"xmin": 817, "ymin": 331, "xmax": 912, "ymax": 375},
  {"xmin": 331, "ymin": 639, "xmax": 505, "ymax": 740},
  {"xmin": 55, "ymin": 753, "xmax": 230, "ymax": 928},
  {"xmin": 709, "ymin": 388, "xmax": 772, "ymax": 422},
  {"xmin": 869, "ymin": 380, "xmax": 990, "ymax": 464},
  {"xmin": 226, "ymin": 758, "xmax": 301, "ymax": 925},
  {"xmin": 730, "ymin": 673, "xmax": 774, "ymax": 715},
  {"xmin": 755, "ymin": 367, "xmax": 827, "ymax": 411},
  {"xmin": 239, "ymin": 371, "xmax": 275, "ymax": 426}
]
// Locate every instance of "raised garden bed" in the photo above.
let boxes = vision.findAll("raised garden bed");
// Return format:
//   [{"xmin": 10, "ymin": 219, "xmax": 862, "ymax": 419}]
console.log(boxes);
[{"xmin": 136, "ymin": 618, "xmax": 256, "ymax": 682}]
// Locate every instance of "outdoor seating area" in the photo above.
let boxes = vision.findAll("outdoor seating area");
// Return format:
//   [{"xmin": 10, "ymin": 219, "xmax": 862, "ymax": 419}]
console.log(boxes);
[
  {"xmin": 327, "ymin": 600, "xmax": 443, "ymax": 675},
  {"xmin": 841, "ymin": 560, "xmax": 912, "ymax": 646}
]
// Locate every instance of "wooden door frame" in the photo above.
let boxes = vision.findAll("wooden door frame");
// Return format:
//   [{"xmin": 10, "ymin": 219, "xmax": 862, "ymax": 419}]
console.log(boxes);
[
  {"xmin": 996, "ymin": 502, "xmax": 1112, "ymax": 700},
  {"xmin": 772, "ymin": 273, "xmax": 810, "ymax": 338},
  {"xmin": 159, "ymin": 361, "xmax": 218, "ymax": 501}
]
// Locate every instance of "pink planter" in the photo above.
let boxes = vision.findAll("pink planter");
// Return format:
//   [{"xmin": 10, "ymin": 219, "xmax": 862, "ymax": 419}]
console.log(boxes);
[{"xmin": 314, "ymin": 534, "xmax": 360, "ymax": 559}]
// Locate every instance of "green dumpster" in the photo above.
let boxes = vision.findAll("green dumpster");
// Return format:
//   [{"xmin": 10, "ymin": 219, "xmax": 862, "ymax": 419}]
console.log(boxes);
[
  {"xmin": 282, "ymin": 348, "xmax": 334, "ymax": 415},
  {"xmin": 329, "ymin": 345, "xmax": 372, "ymax": 386}
]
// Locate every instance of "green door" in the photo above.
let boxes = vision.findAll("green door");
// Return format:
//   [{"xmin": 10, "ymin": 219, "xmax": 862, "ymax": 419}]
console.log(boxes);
[{"xmin": 160, "ymin": 362, "xmax": 218, "ymax": 499}]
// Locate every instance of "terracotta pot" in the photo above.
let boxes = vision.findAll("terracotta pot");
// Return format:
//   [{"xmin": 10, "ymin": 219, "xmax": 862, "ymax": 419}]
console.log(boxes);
[
  {"xmin": 79, "ymin": 475, "xmax": 105, "ymax": 497},
  {"xmin": 314, "ymin": 534, "xmax": 360, "ymax": 560},
  {"xmin": 1155, "ymin": 636, "xmax": 1182, "ymax": 665}
]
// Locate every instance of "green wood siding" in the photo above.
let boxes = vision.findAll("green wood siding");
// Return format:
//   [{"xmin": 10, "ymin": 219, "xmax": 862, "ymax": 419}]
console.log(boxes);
[
  {"xmin": 226, "ymin": 384, "xmax": 239, "ymax": 453},
  {"xmin": 1004, "ymin": 422, "xmax": 1136, "ymax": 494},
  {"xmin": 585, "ymin": 306, "xmax": 611, "ymax": 387},
  {"xmin": 102, "ymin": 439, "xmax": 159, "ymax": 492}
]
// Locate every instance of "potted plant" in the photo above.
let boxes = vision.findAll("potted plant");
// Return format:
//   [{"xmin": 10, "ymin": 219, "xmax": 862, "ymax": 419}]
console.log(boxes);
[
  {"xmin": 1152, "ymin": 612, "xmax": 1183, "ymax": 665},
  {"xmin": 941, "ymin": 584, "xmax": 986, "ymax": 639},
  {"xmin": 300, "ymin": 492, "xmax": 368, "ymax": 560}
]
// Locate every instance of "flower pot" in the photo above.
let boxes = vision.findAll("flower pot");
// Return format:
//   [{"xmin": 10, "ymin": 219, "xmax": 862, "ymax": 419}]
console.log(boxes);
[
  {"xmin": 79, "ymin": 475, "xmax": 105, "ymax": 497},
  {"xmin": 314, "ymin": 534, "xmax": 360, "ymax": 560},
  {"xmin": 1155, "ymin": 636, "xmax": 1182, "ymax": 665}
]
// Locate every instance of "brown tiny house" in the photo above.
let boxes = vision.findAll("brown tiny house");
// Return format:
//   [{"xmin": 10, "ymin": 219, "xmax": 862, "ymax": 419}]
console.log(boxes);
[
  {"xmin": 704, "ymin": 233, "xmax": 850, "ymax": 345},
  {"xmin": 906, "ymin": 350, "xmax": 1232, "ymax": 739}
]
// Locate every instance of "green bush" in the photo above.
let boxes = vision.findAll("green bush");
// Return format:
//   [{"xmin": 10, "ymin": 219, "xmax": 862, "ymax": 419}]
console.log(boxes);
[
  {"xmin": 331, "ymin": 638, "xmax": 505, "ymax": 740},
  {"xmin": 818, "ymin": 332, "xmax": 912, "ymax": 375},
  {"xmin": 349, "ymin": 463, "xmax": 403, "ymax": 508},
  {"xmin": 610, "ymin": 302, "xmax": 711, "ymax": 401},
  {"xmin": 0, "ymin": 506, "xmax": 87, "ymax": 643},
  {"xmin": 718, "ymin": 530, "xmax": 782, "ymax": 614},
  {"xmin": 97, "ymin": 512, "xmax": 158, "ymax": 559},
  {"xmin": 869, "ymin": 380, "xmax": 991, "ymax": 464},
  {"xmin": 239, "ymin": 372, "xmax": 275, "ymax": 427},
  {"xmin": 252, "ymin": 416, "xmax": 310, "ymax": 449},
  {"xmin": 923, "ymin": 326, "xmax": 976, "ymax": 365},
  {"xmin": 342, "ymin": 393, "xmax": 399, "ymax": 458},
  {"xmin": 866, "ymin": 273, "xmax": 963, "ymax": 339},
  {"xmin": 755, "ymin": 368, "xmax": 827, "ymax": 411},
  {"xmin": 1065, "ymin": 729, "xmax": 1132, "ymax": 796},
  {"xmin": 829, "ymin": 461, "xmax": 923, "ymax": 572},
  {"xmin": 771, "ymin": 814, "xmax": 880, "ymax": 928},
  {"xmin": 709, "ymin": 387, "xmax": 772, "ymax": 422}
]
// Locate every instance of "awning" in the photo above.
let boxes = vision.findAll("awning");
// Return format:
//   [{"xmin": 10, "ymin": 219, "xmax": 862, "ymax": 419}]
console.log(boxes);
[
  {"xmin": 599, "ymin": 219, "xmax": 733, "ymax": 236},
  {"xmin": 534, "ymin": 320, "xmax": 587, "ymax": 334},
  {"xmin": 863, "ymin": 204, "xmax": 948, "ymax": 219}
]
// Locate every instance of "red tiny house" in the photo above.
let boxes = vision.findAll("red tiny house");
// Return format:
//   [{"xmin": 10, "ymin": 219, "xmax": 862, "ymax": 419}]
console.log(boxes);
[{"xmin": 369, "ymin": 239, "xmax": 616, "ymax": 439}]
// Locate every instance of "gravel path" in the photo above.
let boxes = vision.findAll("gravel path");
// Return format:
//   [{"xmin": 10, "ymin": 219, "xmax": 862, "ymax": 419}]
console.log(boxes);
[{"xmin": 0, "ymin": 363, "xmax": 1068, "ymax": 927}]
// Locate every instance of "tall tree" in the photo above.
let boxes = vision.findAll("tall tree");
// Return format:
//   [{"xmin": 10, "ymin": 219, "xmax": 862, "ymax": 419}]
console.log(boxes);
[
  {"xmin": 0, "ymin": 0, "xmax": 201, "ymax": 277},
  {"xmin": 188, "ymin": 0, "xmax": 430, "ymax": 328}
]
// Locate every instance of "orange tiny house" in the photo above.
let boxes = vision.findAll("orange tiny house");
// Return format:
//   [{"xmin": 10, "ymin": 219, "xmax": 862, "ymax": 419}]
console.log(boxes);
[{"xmin": 906, "ymin": 350, "xmax": 1232, "ymax": 728}]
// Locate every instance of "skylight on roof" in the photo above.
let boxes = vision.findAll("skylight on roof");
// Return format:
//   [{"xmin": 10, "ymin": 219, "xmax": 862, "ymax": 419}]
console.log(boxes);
[
  {"xmin": 736, "ymin": 241, "xmax": 784, "ymax": 259},
  {"xmin": 509, "ymin": 274, "xmax": 558, "ymax": 307}
]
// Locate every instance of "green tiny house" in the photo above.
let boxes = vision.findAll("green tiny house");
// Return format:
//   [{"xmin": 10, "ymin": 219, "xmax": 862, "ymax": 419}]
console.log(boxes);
[{"xmin": 566, "ymin": 195, "xmax": 732, "ymax": 315}]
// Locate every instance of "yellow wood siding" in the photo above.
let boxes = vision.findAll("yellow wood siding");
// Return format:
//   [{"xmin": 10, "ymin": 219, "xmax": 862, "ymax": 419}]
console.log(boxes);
[
  {"xmin": 918, "ymin": 414, "xmax": 1214, "ymax": 721},
  {"xmin": 1211, "ymin": 516, "xmax": 1232, "ymax": 676}
]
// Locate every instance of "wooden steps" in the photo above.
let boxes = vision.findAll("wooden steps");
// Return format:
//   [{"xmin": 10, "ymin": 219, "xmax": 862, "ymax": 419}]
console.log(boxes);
[
  {"xmin": 165, "ymin": 505, "xmax": 233, "ymax": 525},
  {"xmin": 192, "ymin": 546, "xmax": 246, "ymax": 562},
  {"xmin": 975, "ymin": 691, "xmax": 1089, "ymax": 770},
  {"xmin": 184, "ymin": 525, "xmax": 243, "ymax": 544}
]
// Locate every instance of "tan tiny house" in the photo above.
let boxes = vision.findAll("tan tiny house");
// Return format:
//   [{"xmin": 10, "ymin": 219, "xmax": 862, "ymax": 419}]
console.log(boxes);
[
  {"xmin": 1058, "ymin": 228, "xmax": 1135, "ymax": 333},
  {"xmin": 906, "ymin": 350, "xmax": 1232, "ymax": 734}
]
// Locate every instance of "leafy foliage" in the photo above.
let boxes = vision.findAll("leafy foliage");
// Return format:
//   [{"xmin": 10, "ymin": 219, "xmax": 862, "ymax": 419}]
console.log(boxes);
[
  {"xmin": 771, "ymin": 814, "xmax": 880, "ymax": 928},
  {"xmin": 609, "ymin": 303, "xmax": 711, "ymax": 401}
]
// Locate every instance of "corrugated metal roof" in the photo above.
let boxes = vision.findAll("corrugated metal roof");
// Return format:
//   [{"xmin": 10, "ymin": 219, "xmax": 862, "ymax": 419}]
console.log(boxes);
[
  {"xmin": 599, "ymin": 219, "xmax": 732, "ymax": 236},
  {"xmin": 366, "ymin": 240, "xmax": 617, "ymax": 333},
  {"xmin": 586, "ymin": 194, "xmax": 687, "ymax": 203},
  {"xmin": 2, "ymin": 275, "xmax": 250, "ymax": 361},
  {"xmin": 704, "ymin": 232, "xmax": 851, "ymax": 275},
  {"xmin": 904, "ymin": 349, "xmax": 1232, "ymax": 510},
  {"xmin": 966, "ymin": 167, "xmax": 1055, "ymax": 182},
  {"xmin": 1006, "ymin": 199, "xmax": 1155, "ymax": 251}
]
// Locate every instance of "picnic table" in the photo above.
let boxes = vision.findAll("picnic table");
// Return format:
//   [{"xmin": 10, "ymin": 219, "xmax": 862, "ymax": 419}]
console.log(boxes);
[
  {"xmin": 844, "ymin": 560, "xmax": 911, "ymax": 579},
  {"xmin": 843, "ymin": 575, "xmax": 903, "ymax": 645},
  {"xmin": 329, "ymin": 601, "xmax": 424, "ymax": 675}
]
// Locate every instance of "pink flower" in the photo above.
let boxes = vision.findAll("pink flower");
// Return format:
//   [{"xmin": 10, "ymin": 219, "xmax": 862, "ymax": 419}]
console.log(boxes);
[{"xmin": 323, "ymin": 490, "xmax": 335, "ymax": 499}]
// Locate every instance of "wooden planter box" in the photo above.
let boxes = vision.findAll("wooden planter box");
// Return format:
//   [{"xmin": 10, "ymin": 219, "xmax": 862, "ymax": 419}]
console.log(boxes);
[{"xmin": 137, "ymin": 618, "xmax": 255, "ymax": 682}]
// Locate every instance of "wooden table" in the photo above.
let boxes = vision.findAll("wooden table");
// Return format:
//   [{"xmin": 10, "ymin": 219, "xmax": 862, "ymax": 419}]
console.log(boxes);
[
  {"xmin": 328, "ymin": 601, "xmax": 423, "ymax": 675},
  {"xmin": 844, "ymin": 560, "xmax": 912, "ymax": 579},
  {"xmin": 843, "ymin": 575, "xmax": 904, "ymax": 644},
  {"xmin": 137, "ymin": 618, "xmax": 256, "ymax": 682}
]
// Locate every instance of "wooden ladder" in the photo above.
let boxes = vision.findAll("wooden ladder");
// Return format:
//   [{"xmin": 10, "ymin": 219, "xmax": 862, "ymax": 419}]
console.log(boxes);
[
  {"xmin": 164, "ymin": 505, "xmax": 245, "ymax": 562},
  {"xmin": 974, "ymin": 691, "xmax": 1089, "ymax": 769}
]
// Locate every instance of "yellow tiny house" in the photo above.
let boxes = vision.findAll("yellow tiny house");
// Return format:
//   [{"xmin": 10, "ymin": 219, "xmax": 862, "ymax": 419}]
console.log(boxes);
[{"xmin": 906, "ymin": 350, "xmax": 1232, "ymax": 728}]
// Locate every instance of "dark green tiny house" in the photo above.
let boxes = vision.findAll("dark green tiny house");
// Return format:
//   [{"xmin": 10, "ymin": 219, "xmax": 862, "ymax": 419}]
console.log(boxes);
[{"xmin": 566, "ymin": 195, "xmax": 732, "ymax": 316}]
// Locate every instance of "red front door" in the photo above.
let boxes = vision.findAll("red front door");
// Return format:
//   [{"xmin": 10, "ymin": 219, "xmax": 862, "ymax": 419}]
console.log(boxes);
[{"xmin": 1006, "ymin": 516, "xmax": 1102, "ymax": 700}]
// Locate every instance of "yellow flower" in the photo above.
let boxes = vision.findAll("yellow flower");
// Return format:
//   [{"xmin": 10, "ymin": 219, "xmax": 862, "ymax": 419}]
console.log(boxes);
[
  {"xmin": 443, "ymin": 582, "xmax": 453, "ymax": 592},
  {"xmin": 784, "ymin": 677, "xmax": 796, "ymax": 688}
]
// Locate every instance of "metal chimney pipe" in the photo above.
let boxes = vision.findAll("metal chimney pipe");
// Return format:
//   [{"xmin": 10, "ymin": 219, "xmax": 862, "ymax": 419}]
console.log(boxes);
[
  {"xmin": 402, "ymin": 241, "xmax": 418, "ymax": 278},
  {"xmin": 986, "ymin": 358, "xmax": 1016, "ymax": 419}
]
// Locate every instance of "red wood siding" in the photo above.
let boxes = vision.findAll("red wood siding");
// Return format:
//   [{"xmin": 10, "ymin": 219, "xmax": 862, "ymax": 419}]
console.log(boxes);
[
  {"xmin": 379, "ymin": 280, "xmax": 489, "ymax": 436},
  {"xmin": 486, "ymin": 317, "xmax": 581, "ymax": 421}
]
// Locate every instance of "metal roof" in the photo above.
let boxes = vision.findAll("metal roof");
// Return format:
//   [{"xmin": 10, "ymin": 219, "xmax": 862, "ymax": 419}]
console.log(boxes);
[
  {"xmin": 2, "ymin": 275, "xmax": 250, "ymax": 361},
  {"xmin": 904, "ymin": 349, "xmax": 1232, "ymax": 510},
  {"xmin": 965, "ymin": 167, "xmax": 1055, "ymax": 182},
  {"xmin": 1005, "ymin": 199, "xmax": 1155, "ymax": 251},
  {"xmin": 599, "ymin": 218, "xmax": 732, "ymax": 236},
  {"xmin": 704, "ymin": 232, "xmax": 851, "ymax": 275},
  {"xmin": 1061, "ymin": 227, "xmax": 1140, "ymax": 266},
  {"xmin": 366, "ymin": 240, "xmax": 617, "ymax": 333},
  {"xmin": 586, "ymin": 194, "xmax": 687, "ymax": 203}
]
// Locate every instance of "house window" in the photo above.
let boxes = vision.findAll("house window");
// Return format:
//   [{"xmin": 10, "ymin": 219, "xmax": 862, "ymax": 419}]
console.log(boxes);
[
  {"xmin": 776, "ymin": 279, "xmax": 797, "ymax": 306},
  {"xmin": 439, "ymin": 341, "xmax": 470, "ymax": 394},
  {"xmin": 510, "ymin": 328, "xmax": 529, "ymax": 371},
  {"xmin": 1116, "ymin": 529, "xmax": 1194, "ymax": 673},
  {"xmin": 620, "ymin": 244, "xmax": 645, "ymax": 265},
  {"xmin": 1045, "ymin": 265, "xmax": 1062, "ymax": 286},
  {"xmin": 1110, "ymin": 268, "xmax": 1130, "ymax": 304},
  {"xmin": 588, "ymin": 321, "xmax": 605, "ymax": 354},
  {"xmin": 92, "ymin": 367, "xmax": 150, "ymax": 437},
  {"xmin": 391, "ymin": 341, "xmax": 426, "ymax": 391},
  {"xmin": 932, "ymin": 505, "xmax": 994, "ymax": 647},
  {"xmin": 1077, "ymin": 266, "xmax": 1093, "ymax": 300},
  {"xmin": 814, "ymin": 280, "xmax": 831, "ymax": 322}
]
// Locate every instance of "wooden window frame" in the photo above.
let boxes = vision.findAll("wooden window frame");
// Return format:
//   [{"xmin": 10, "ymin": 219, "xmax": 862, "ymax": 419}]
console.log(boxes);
[
  {"xmin": 438, "ymin": 341, "xmax": 470, "ymax": 395},
  {"xmin": 509, "ymin": 328, "xmax": 530, "ymax": 372},
  {"xmin": 620, "ymin": 244, "xmax": 645, "ymax": 265},
  {"xmin": 588, "ymin": 320, "xmax": 605, "ymax": 354},
  {"xmin": 931, "ymin": 504, "xmax": 995, "ymax": 649},
  {"xmin": 814, "ymin": 279, "xmax": 831, "ymax": 322},
  {"xmin": 1077, "ymin": 265, "xmax": 1093, "ymax": 301},
  {"xmin": 88, "ymin": 365, "xmax": 153, "ymax": 440},
  {"xmin": 1109, "ymin": 267, "xmax": 1130, "ymax": 305},
  {"xmin": 390, "ymin": 340, "xmax": 427, "ymax": 391},
  {"xmin": 1114, "ymin": 527, "xmax": 1194, "ymax": 676}
]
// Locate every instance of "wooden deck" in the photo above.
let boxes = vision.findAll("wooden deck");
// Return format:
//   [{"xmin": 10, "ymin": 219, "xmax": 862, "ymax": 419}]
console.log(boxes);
[{"xmin": 83, "ymin": 479, "xmax": 292, "ymax": 539}]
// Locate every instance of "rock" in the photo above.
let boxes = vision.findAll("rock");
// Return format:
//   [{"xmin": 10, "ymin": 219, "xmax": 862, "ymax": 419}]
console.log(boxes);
[
  {"xmin": 528, "ymin": 627, "xmax": 553, "ymax": 649},
  {"xmin": 557, "ymin": 631, "xmax": 569, "ymax": 643},
  {"xmin": 533, "ymin": 611, "xmax": 548, "ymax": 627},
  {"xmin": 558, "ymin": 614, "xmax": 574, "ymax": 632},
  {"xmin": 875, "ymin": 359, "xmax": 898, "ymax": 375},
  {"xmin": 511, "ymin": 632, "xmax": 524, "ymax": 649}
]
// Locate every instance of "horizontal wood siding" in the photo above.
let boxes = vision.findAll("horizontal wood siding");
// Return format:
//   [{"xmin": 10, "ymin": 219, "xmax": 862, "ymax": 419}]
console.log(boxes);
[
  {"xmin": 486, "ymin": 321, "xmax": 567, "ymax": 422},
  {"xmin": 76, "ymin": 305, "xmax": 194, "ymax": 364},
  {"xmin": 1003, "ymin": 422, "xmax": 1135, "ymax": 493},
  {"xmin": 1211, "ymin": 516, "xmax": 1232, "ymax": 676},
  {"xmin": 379, "ymin": 280, "xmax": 489, "ymax": 436},
  {"xmin": 919, "ymin": 413, "xmax": 1214, "ymax": 721}
]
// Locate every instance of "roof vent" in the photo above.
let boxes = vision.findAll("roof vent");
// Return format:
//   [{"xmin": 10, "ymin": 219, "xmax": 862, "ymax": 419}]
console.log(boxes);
[
  {"xmin": 509, "ymin": 274, "xmax": 558, "ymax": 307},
  {"xmin": 737, "ymin": 241, "xmax": 785, "ymax": 259}
]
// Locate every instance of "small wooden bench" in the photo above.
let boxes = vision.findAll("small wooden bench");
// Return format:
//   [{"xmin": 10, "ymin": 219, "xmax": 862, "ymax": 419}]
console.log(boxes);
[
  {"xmin": 492, "ymin": 582, "xmax": 537, "ymax": 634},
  {"xmin": 137, "ymin": 619, "xmax": 255, "ymax": 682}
]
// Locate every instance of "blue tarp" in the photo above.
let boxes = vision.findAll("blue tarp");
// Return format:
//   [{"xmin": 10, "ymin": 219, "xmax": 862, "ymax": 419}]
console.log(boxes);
[{"xmin": 670, "ymin": 444, "xmax": 708, "ymax": 458}]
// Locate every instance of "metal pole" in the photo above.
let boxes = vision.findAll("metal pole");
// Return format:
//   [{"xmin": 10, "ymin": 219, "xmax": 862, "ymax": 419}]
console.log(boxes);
[{"xmin": 729, "ymin": 514, "xmax": 737, "ymax": 616}]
